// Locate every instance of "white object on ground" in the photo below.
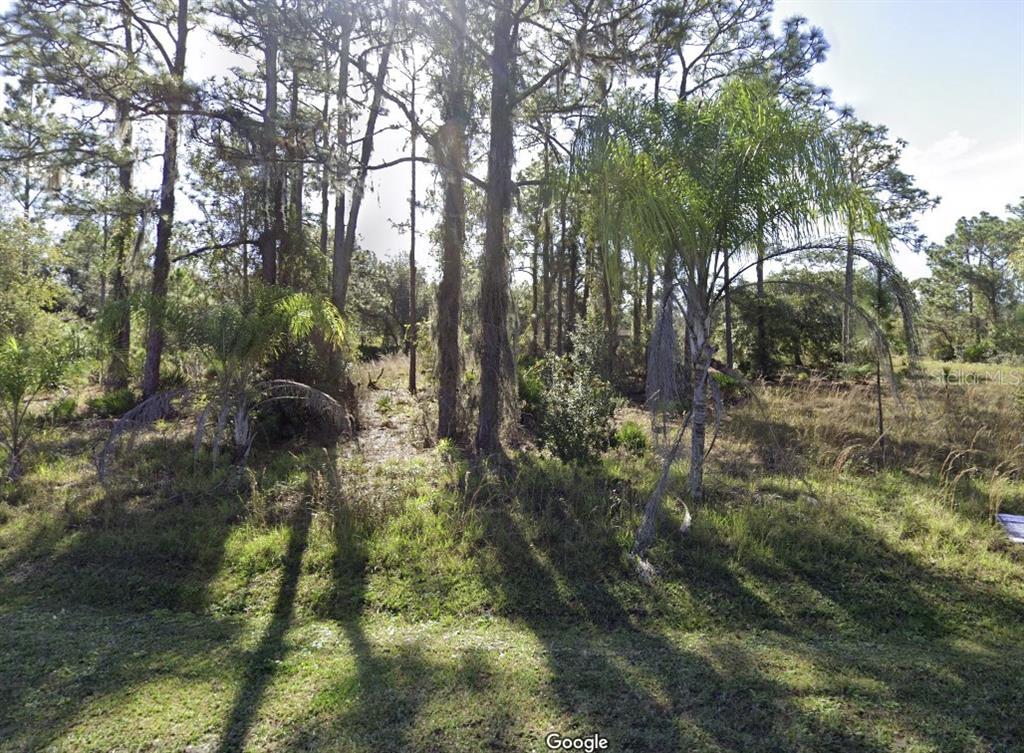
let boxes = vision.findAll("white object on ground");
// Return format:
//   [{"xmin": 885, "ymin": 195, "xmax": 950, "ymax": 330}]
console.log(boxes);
[{"xmin": 996, "ymin": 514, "xmax": 1024, "ymax": 544}]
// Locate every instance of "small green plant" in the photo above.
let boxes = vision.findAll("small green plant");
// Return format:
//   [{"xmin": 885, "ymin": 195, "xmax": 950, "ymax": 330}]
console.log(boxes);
[
  {"xmin": 376, "ymin": 395, "xmax": 394, "ymax": 415},
  {"xmin": 518, "ymin": 367, "xmax": 543, "ymax": 421},
  {"xmin": 87, "ymin": 388, "xmax": 136, "ymax": 418},
  {"xmin": 46, "ymin": 395, "xmax": 77, "ymax": 423},
  {"xmin": 614, "ymin": 420, "xmax": 648, "ymax": 456},
  {"xmin": 0, "ymin": 335, "xmax": 78, "ymax": 480},
  {"xmin": 963, "ymin": 340, "xmax": 992, "ymax": 363},
  {"xmin": 531, "ymin": 348, "xmax": 620, "ymax": 465}
]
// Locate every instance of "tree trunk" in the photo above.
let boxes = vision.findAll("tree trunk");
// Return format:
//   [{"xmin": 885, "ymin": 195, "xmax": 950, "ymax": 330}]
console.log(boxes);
[
  {"xmin": 336, "ymin": 1, "xmax": 398, "ymax": 312},
  {"xmin": 842, "ymin": 227, "xmax": 854, "ymax": 362},
  {"xmin": 632, "ymin": 256, "xmax": 641, "ymax": 352},
  {"xmin": 330, "ymin": 21, "xmax": 351, "ymax": 309},
  {"xmin": 754, "ymin": 237, "xmax": 768, "ymax": 377},
  {"xmin": 688, "ymin": 313, "xmax": 712, "ymax": 503},
  {"xmin": 319, "ymin": 51, "xmax": 330, "ymax": 260},
  {"xmin": 407, "ymin": 73, "xmax": 417, "ymax": 395},
  {"xmin": 142, "ymin": 0, "xmax": 188, "ymax": 399},
  {"xmin": 436, "ymin": 0, "xmax": 467, "ymax": 441},
  {"xmin": 723, "ymin": 250, "xmax": 733, "ymax": 370},
  {"xmin": 260, "ymin": 0, "xmax": 280, "ymax": 285},
  {"xmin": 105, "ymin": 7, "xmax": 136, "ymax": 392},
  {"xmin": 875, "ymin": 266, "xmax": 885, "ymax": 467},
  {"xmin": 530, "ymin": 218, "xmax": 539, "ymax": 353},
  {"xmin": 565, "ymin": 234, "xmax": 579, "ymax": 347},
  {"xmin": 475, "ymin": 0, "xmax": 515, "ymax": 456},
  {"xmin": 541, "ymin": 128, "xmax": 553, "ymax": 352},
  {"xmin": 285, "ymin": 63, "xmax": 304, "ymax": 286}
]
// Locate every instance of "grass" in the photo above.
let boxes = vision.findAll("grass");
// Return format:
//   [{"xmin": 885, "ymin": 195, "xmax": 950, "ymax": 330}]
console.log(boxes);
[{"xmin": 1, "ymin": 361, "xmax": 1023, "ymax": 752}]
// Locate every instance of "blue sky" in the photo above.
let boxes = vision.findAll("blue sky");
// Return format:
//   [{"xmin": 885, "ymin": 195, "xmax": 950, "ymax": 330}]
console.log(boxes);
[
  {"xmin": 1, "ymin": 0, "xmax": 1020, "ymax": 280},
  {"xmin": 775, "ymin": 0, "xmax": 1024, "ymax": 277}
]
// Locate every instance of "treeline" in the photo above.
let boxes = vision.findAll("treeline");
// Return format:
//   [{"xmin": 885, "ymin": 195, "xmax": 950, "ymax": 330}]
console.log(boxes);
[{"xmin": 0, "ymin": 0, "xmax": 1021, "ymax": 515}]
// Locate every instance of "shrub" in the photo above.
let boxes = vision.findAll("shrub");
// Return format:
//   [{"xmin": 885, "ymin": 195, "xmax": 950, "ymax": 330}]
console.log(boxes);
[
  {"xmin": 532, "ymin": 352, "xmax": 620, "ymax": 464},
  {"xmin": 963, "ymin": 340, "xmax": 992, "ymax": 363},
  {"xmin": 46, "ymin": 396, "xmax": 77, "ymax": 423},
  {"xmin": 87, "ymin": 388, "xmax": 136, "ymax": 418},
  {"xmin": 0, "ymin": 335, "xmax": 78, "ymax": 480},
  {"xmin": 518, "ymin": 367, "xmax": 543, "ymax": 422},
  {"xmin": 614, "ymin": 420, "xmax": 648, "ymax": 456}
]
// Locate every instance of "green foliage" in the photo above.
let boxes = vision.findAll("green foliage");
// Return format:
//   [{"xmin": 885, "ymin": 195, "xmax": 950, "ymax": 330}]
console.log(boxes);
[
  {"xmin": 0, "ymin": 334, "xmax": 77, "ymax": 480},
  {"xmin": 46, "ymin": 396, "xmax": 77, "ymax": 423},
  {"xmin": 613, "ymin": 420, "xmax": 648, "ymax": 456},
  {"xmin": 531, "ymin": 346, "xmax": 620, "ymax": 464},
  {"xmin": 87, "ymin": 387, "xmax": 136, "ymax": 418},
  {"xmin": 0, "ymin": 217, "xmax": 67, "ymax": 339},
  {"xmin": 963, "ymin": 340, "xmax": 992, "ymax": 364}
]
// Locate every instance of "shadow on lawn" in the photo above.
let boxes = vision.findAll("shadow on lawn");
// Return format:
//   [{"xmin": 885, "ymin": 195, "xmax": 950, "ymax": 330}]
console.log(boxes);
[
  {"xmin": 0, "ymin": 434, "xmax": 243, "ymax": 751},
  {"xmin": 215, "ymin": 502, "xmax": 310, "ymax": 753},
  {"xmin": 457, "ymin": 456, "xmax": 1024, "ymax": 753}
]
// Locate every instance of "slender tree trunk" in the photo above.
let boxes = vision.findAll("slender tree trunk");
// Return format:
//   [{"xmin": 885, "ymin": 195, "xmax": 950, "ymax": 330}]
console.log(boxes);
[
  {"xmin": 475, "ymin": 0, "xmax": 515, "ymax": 456},
  {"xmin": 142, "ymin": 0, "xmax": 189, "ymax": 399},
  {"xmin": 688, "ymin": 310, "xmax": 711, "ymax": 503},
  {"xmin": 436, "ymin": 0, "xmax": 467, "ymax": 440},
  {"xmin": 330, "ymin": 21, "xmax": 351, "ymax": 309},
  {"xmin": 723, "ymin": 250, "xmax": 733, "ymax": 370},
  {"xmin": 755, "ymin": 237, "xmax": 768, "ymax": 377},
  {"xmin": 260, "ymin": 0, "xmax": 280, "ymax": 285},
  {"xmin": 566, "ymin": 234, "xmax": 579, "ymax": 347},
  {"xmin": 105, "ymin": 6, "xmax": 136, "ymax": 392},
  {"xmin": 842, "ymin": 226, "xmax": 854, "ymax": 362},
  {"xmin": 556, "ymin": 176, "xmax": 568, "ymax": 354},
  {"xmin": 407, "ymin": 73, "xmax": 417, "ymax": 394},
  {"xmin": 319, "ymin": 52, "xmax": 330, "ymax": 260},
  {"xmin": 875, "ymin": 266, "xmax": 885, "ymax": 466},
  {"xmin": 336, "ymin": 1, "xmax": 398, "ymax": 312},
  {"xmin": 632, "ymin": 256, "xmax": 641, "ymax": 352},
  {"xmin": 530, "ymin": 220, "xmax": 539, "ymax": 353},
  {"xmin": 285, "ymin": 62, "xmax": 304, "ymax": 286},
  {"xmin": 645, "ymin": 263, "xmax": 654, "ymax": 326},
  {"xmin": 541, "ymin": 128, "xmax": 552, "ymax": 352}
]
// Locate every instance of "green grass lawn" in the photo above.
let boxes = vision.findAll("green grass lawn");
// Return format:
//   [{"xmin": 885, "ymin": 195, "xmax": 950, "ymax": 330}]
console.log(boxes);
[{"xmin": 2, "ymin": 373, "xmax": 1024, "ymax": 752}]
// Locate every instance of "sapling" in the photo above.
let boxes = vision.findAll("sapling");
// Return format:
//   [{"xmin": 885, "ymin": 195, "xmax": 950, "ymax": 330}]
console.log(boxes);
[{"xmin": 0, "ymin": 335, "xmax": 77, "ymax": 481}]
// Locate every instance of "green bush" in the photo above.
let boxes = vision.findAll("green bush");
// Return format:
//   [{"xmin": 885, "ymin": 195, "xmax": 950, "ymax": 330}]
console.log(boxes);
[
  {"xmin": 963, "ymin": 341, "xmax": 992, "ymax": 363},
  {"xmin": 518, "ymin": 367, "xmax": 543, "ymax": 419},
  {"xmin": 532, "ymin": 352, "xmax": 620, "ymax": 465},
  {"xmin": 46, "ymin": 396, "xmax": 77, "ymax": 423},
  {"xmin": 613, "ymin": 420, "xmax": 648, "ymax": 456},
  {"xmin": 87, "ymin": 388, "xmax": 136, "ymax": 418}
]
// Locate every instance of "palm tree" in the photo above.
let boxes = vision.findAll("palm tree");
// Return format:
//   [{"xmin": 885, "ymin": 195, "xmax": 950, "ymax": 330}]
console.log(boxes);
[{"xmin": 583, "ymin": 77, "xmax": 889, "ymax": 556}]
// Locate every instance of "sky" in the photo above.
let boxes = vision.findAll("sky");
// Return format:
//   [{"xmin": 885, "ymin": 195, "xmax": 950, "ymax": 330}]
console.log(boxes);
[
  {"xmin": 2, "ymin": 0, "xmax": 1022, "ymax": 281},
  {"xmin": 774, "ymin": 0, "xmax": 1024, "ymax": 278}
]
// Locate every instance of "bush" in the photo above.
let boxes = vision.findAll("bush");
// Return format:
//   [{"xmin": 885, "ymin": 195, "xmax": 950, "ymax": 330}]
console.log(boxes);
[
  {"xmin": 87, "ymin": 388, "xmax": 136, "ymax": 418},
  {"xmin": 46, "ymin": 396, "xmax": 77, "ymax": 423},
  {"xmin": 963, "ymin": 341, "xmax": 992, "ymax": 363},
  {"xmin": 518, "ymin": 367, "xmax": 543, "ymax": 423},
  {"xmin": 613, "ymin": 420, "xmax": 648, "ymax": 456},
  {"xmin": 532, "ymin": 352, "xmax": 620, "ymax": 464}
]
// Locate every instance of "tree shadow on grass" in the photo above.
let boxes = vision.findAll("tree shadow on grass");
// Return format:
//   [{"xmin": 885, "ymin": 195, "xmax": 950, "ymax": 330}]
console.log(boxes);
[
  {"xmin": 0, "ymin": 434, "xmax": 255, "ymax": 751},
  {"xmin": 465, "ymin": 455, "xmax": 1024, "ymax": 752},
  {"xmin": 279, "ymin": 455, "xmax": 523, "ymax": 753},
  {"xmin": 215, "ymin": 503, "xmax": 311, "ymax": 753}
]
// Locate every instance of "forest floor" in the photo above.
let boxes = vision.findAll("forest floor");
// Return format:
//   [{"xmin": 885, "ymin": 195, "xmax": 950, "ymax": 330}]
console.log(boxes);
[{"xmin": 2, "ymin": 357, "xmax": 1024, "ymax": 752}]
